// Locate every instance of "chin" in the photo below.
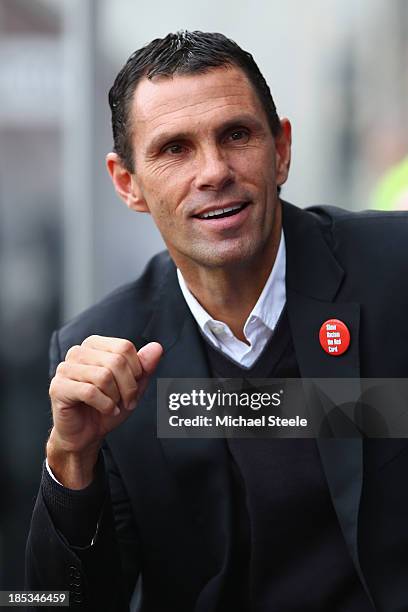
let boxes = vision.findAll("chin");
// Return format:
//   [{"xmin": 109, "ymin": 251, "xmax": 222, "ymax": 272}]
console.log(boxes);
[{"xmin": 189, "ymin": 240, "xmax": 262, "ymax": 269}]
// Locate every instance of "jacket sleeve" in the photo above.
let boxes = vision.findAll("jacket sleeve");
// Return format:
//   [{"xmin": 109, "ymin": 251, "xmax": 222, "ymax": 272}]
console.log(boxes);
[{"xmin": 25, "ymin": 330, "xmax": 141, "ymax": 611}]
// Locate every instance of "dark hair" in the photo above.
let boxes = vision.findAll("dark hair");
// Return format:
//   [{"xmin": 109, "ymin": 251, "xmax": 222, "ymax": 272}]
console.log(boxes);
[{"xmin": 108, "ymin": 30, "xmax": 282, "ymax": 172}]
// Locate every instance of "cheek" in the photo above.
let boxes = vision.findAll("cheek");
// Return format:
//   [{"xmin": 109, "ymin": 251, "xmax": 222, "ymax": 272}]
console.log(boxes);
[
  {"xmin": 147, "ymin": 197, "xmax": 179, "ymax": 236},
  {"xmin": 144, "ymin": 179, "xmax": 190, "ymax": 223},
  {"xmin": 235, "ymin": 147, "xmax": 275, "ymax": 179},
  {"xmin": 143, "ymin": 164, "xmax": 191, "ymax": 199}
]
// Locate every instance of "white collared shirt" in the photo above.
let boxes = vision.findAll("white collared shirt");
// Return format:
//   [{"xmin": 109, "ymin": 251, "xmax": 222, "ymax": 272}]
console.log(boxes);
[{"xmin": 177, "ymin": 231, "xmax": 286, "ymax": 368}]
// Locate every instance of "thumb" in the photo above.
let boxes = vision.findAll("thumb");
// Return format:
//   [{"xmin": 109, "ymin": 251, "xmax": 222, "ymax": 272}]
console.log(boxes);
[{"xmin": 137, "ymin": 342, "xmax": 163, "ymax": 377}]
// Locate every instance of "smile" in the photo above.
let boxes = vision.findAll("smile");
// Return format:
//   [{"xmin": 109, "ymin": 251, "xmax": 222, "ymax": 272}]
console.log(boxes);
[{"xmin": 195, "ymin": 202, "xmax": 249, "ymax": 220}]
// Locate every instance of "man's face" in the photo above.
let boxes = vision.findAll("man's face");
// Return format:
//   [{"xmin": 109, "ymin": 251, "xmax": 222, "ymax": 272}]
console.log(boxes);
[{"xmin": 125, "ymin": 65, "xmax": 290, "ymax": 270}]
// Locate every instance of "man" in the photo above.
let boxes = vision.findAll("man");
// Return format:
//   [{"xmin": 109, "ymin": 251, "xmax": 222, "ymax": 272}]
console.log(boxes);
[{"xmin": 26, "ymin": 31, "xmax": 408, "ymax": 611}]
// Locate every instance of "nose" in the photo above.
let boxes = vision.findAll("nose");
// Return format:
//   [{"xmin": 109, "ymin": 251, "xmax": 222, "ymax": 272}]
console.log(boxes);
[{"xmin": 194, "ymin": 145, "xmax": 234, "ymax": 191}]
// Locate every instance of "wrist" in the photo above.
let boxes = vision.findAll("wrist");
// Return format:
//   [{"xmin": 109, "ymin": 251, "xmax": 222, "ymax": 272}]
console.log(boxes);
[{"xmin": 46, "ymin": 430, "xmax": 101, "ymax": 490}]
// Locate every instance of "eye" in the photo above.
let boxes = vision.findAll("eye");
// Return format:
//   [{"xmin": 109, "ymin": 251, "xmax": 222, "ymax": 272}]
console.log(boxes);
[
  {"xmin": 226, "ymin": 129, "xmax": 250, "ymax": 144},
  {"xmin": 162, "ymin": 143, "xmax": 185, "ymax": 155}
]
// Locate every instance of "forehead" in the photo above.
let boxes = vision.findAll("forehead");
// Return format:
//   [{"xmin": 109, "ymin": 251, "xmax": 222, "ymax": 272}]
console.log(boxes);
[{"xmin": 129, "ymin": 65, "xmax": 267, "ymax": 143}]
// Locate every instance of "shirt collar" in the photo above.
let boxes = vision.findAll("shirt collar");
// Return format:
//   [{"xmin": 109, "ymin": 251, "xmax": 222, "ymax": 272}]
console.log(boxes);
[{"xmin": 177, "ymin": 230, "xmax": 286, "ymax": 337}]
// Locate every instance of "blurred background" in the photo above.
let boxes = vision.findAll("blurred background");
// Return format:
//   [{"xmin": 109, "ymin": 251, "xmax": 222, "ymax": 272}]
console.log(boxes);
[{"xmin": 0, "ymin": 0, "xmax": 407, "ymax": 589}]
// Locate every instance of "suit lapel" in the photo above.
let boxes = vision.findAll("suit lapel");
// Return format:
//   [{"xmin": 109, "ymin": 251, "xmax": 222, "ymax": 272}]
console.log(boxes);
[
  {"xmin": 283, "ymin": 202, "xmax": 361, "ymax": 380},
  {"xmin": 286, "ymin": 291, "xmax": 361, "ymax": 378},
  {"xmin": 283, "ymin": 203, "xmax": 374, "ymax": 601},
  {"xmin": 141, "ymin": 261, "xmax": 229, "ymax": 491}
]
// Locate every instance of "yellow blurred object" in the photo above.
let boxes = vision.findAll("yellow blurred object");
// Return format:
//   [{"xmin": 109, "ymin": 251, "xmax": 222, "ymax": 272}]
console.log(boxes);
[{"xmin": 372, "ymin": 156, "xmax": 408, "ymax": 211}]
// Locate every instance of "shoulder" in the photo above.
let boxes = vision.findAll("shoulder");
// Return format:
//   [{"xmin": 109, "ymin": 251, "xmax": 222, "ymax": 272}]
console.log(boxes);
[
  {"xmin": 304, "ymin": 203, "xmax": 408, "ymax": 282},
  {"xmin": 283, "ymin": 200, "xmax": 408, "ymax": 256},
  {"xmin": 306, "ymin": 204, "xmax": 408, "ymax": 238},
  {"xmin": 283, "ymin": 200, "xmax": 408, "ymax": 292},
  {"xmin": 55, "ymin": 250, "xmax": 175, "ymax": 357}
]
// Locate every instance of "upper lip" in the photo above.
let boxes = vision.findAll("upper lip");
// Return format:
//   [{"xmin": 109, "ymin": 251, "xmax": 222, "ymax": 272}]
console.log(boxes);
[{"xmin": 192, "ymin": 201, "xmax": 249, "ymax": 217}]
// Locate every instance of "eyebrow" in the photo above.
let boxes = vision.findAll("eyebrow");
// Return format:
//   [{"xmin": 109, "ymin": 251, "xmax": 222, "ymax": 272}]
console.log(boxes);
[{"xmin": 145, "ymin": 113, "xmax": 265, "ymax": 155}]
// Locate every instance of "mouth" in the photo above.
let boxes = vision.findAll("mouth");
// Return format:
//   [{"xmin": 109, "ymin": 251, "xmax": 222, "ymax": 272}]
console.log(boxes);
[{"xmin": 193, "ymin": 202, "xmax": 250, "ymax": 220}]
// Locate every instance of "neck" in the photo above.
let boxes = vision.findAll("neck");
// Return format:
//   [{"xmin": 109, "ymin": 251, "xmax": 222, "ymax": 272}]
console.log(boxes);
[{"xmin": 177, "ymin": 207, "xmax": 282, "ymax": 342}]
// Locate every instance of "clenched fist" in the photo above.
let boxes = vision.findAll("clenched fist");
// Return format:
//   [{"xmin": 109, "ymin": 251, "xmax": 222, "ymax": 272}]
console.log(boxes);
[{"xmin": 47, "ymin": 335, "xmax": 163, "ymax": 489}]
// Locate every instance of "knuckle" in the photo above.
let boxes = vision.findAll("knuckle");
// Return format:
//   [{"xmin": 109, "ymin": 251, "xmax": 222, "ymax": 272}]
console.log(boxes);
[
  {"xmin": 118, "ymin": 339, "xmax": 134, "ymax": 355},
  {"xmin": 110, "ymin": 353, "xmax": 125, "ymax": 370},
  {"xmin": 82, "ymin": 384, "xmax": 97, "ymax": 404},
  {"xmin": 97, "ymin": 367, "xmax": 112, "ymax": 388},
  {"xmin": 49, "ymin": 377, "xmax": 57, "ymax": 398},
  {"xmin": 65, "ymin": 345, "xmax": 80, "ymax": 361},
  {"xmin": 82, "ymin": 334, "xmax": 99, "ymax": 346},
  {"xmin": 56, "ymin": 361, "xmax": 67, "ymax": 376}
]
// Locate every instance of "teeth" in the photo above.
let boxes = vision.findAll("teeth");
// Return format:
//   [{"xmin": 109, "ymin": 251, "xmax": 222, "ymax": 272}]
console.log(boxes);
[{"xmin": 199, "ymin": 204, "xmax": 243, "ymax": 219}]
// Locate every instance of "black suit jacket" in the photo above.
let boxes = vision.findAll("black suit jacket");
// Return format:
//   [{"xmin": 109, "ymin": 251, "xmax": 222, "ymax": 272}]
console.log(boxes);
[{"xmin": 26, "ymin": 202, "xmax": 408, "ymax": 611}]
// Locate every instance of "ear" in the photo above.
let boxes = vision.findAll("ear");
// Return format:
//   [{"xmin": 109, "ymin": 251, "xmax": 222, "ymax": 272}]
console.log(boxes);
[
  {"xmin": 274, "ymin": 118, "xmax": 292, "ymax": 187},
  {"xmin": 105, "ymin": 152, "xmax": 149, "ymax": 213}
]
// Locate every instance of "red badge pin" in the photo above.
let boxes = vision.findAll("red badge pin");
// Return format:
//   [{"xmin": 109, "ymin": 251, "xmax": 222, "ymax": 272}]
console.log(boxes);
[{"xmin": 319, "ymin": 319, "xmax": 350, "ymax": 356}]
